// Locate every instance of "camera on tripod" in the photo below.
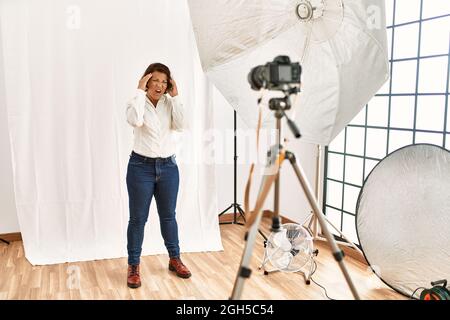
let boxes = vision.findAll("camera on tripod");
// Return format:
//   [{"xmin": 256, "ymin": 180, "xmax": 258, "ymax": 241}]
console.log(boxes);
[
  {"xmin": 248, "ymin": 55, "xmax": 303, "ymax": 138},
  {"xmin": 248, "ymin": 55, "xmax": 301, "ymax": 92}
]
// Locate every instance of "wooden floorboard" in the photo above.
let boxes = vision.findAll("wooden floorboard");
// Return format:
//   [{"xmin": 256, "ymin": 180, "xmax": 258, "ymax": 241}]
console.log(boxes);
[{"xmin": 0, "ymin": 217, "xmax": 404, "ymax": 300}]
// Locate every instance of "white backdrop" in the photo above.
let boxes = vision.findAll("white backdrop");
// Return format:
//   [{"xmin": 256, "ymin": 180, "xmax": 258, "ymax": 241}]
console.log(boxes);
[{"xmin": 0, "ymin": 0, "xmax": 223, "ymax": 265}]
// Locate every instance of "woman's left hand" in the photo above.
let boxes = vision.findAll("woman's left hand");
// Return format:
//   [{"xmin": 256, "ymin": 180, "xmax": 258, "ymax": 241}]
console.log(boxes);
[{"xmin": 169, "ymin": 78, "xmax": 178, "ymax": 97}]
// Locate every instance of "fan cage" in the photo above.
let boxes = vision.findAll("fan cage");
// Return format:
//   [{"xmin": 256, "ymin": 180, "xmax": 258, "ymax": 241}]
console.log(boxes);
[{"xmin": 266, "ymin": 223, "xmax": 314, "ymax": 272}]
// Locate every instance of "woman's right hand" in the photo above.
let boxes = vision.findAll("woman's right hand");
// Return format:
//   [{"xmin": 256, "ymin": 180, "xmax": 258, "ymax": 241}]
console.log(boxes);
[{"xmin": 138, "ymin": 73, "xmax": 152, "ymax": 91}]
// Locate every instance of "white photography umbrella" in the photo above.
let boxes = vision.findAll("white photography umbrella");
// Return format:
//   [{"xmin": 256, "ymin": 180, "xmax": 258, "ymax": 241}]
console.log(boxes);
[{"xmin": 187, "ymin": 0, "xmax": 389, "ymax": 145}]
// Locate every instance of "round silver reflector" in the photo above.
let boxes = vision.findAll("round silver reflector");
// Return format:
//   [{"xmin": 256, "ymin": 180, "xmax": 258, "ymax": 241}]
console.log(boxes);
[{"xmin": 356, "ymin": 144, "xmax": 450, "ymax": 298}]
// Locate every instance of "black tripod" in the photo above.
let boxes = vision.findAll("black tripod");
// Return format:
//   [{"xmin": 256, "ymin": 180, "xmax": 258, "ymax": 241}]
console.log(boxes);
[
  {"xmin": 218, "ymin": 110, "xmax": 246, "ymax": 226},
  {"xmin": 218, "ymin": 110, "xmax": 267, "ymax": 240},
  {"xmin": 0, "ymin": 238, "xmax": 10, "ymax": 245}
]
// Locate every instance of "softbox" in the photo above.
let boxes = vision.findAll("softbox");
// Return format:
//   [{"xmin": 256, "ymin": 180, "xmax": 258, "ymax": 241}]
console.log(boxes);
[{"xmin": 187, "ymin": 0, "xmax": 389, "ymax": 145}]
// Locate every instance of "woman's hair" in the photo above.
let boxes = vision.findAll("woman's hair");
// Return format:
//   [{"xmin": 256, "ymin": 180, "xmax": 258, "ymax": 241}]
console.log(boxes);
[{"xmin": 142, "ymin": 63, "xmax": 173, "ymax": 93}]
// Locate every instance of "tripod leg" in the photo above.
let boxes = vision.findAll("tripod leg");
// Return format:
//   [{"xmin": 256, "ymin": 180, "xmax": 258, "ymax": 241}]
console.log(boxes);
[
  {"xmin": 258, "ymin": 229, "xmax": 268, "ymax": 241},
  {"xmin": 285, "ymin": 151, "xmax": 361, "ymax": 300},
  {"xmin": 219, "ymin": 204, "xmax": 234, "ymax": 217},
  {"xmin": 237, "ymin": 205, "xmax": 246, "ymax": 222},
  {"xmin": 231, "ymin": 169, "xmax": 279, "ymax": 300},
  {"xmin": 230, "ymin": 207, "xmax": 265, "ymax": 299},
  {"xmin": 317, "ymin": 216, "xmax": 363, "ymax": 253}
]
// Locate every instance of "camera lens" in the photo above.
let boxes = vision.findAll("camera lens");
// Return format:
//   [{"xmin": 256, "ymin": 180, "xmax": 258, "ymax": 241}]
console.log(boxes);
[{"xmin": 248, "ymin": 65, "xmax": 267, "ymax": 91}]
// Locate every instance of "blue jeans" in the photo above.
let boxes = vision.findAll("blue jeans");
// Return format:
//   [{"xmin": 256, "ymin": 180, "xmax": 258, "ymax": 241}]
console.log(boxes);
[{"xmin": 126, "ymin": 151, "xmax": 180, "ymax": 265}]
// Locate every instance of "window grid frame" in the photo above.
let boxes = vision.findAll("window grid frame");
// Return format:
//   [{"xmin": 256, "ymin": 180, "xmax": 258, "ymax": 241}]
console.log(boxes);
[
  {"xmin": 412, "ymin": 0, "xmax": 424, "ymax": 144},
  {"xmin": 323, "ymin": 0, "xmax": 450, "ymax": 243}
]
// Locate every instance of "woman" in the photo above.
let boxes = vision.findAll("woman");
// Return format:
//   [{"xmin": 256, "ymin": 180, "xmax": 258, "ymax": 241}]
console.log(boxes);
[{"xmin": 125, "ymin": 63, "xmax": 191, "ymax": 289}]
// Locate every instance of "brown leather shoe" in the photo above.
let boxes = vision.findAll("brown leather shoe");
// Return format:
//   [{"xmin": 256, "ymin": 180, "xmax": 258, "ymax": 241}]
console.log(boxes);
[
  {"xmin": 169, "ymin": 257, "xmax": 192, "ymax": 278},
  {"xmin": 127, "ymin": 264, "xmax": 141, "ymax": 288}
]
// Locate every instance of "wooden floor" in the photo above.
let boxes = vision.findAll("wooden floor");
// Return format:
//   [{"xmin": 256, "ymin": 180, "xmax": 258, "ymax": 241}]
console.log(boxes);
[{"xmin": 0, "ymin": 218, "xmax": 404, "ymax": 300}]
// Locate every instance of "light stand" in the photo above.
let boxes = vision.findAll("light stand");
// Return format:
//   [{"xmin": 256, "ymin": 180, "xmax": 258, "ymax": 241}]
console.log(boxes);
[
  {"xmin": 303, "ymin": 143, "xmax": 363, "ymax": 254},
  {"xmin": 218, "ymin": 110, "xmax": 246, "ymax": 226},
  {"xmin": 0, "ymin": 238, "xmax": 10, "ymax": 245},
  {"xmin": 230, "ymin": 87, "xmax": 361, "ymax": 300},
  {"xmin": 218, "ymin": 110, "xmax": 268, "ymax": 241}
]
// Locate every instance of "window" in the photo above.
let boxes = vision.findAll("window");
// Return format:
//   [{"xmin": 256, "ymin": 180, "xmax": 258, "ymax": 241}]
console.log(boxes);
[
  {"xmin": 366, "ymin": 128, "xmax": 388, "ymax": 159},
  {"xmin": 367, "ymin": 96, "xmax": 389, "ymax": 127},
  {"xmin": 421, "ymin": 18, "xmax": 450, "ymax": 56},
  {"xmin": 389, "ymin": 130, "xmax": 413, "ymax": 153},
  {"xmin": 390, "ymin": 96, "xmax": 415, "ymax": 128},
  {"xmin": 391, "ymin": 60, "xmax": 417, "ymax": 93},
  {"xmin": 395, "ymin": 0, "xmax": 421, "ymax": 24},
  {"xmin": 394, "ymin": 23, "xmax": 419, "ymax": 59},
  {"xmin": 418, "ymin": 57, "xmax": 448, "ymax": 93},
  {"xmin": 344, "ymin": 156, "xmax": 364, "ymax": 186},
  {"xmin": 422, "ymin": 0, "xmax": 450, "ymax": 19},
  {"xmin": 345, "ymin": 127, "xmax": 365, "ymax": 157},
  {"xmin": 416, "ymin": 95, "xmax": 446, "ymax": 131},
  {"xmin": 323, "ymin": 0, "xmax": 450, "ymax": 245}
]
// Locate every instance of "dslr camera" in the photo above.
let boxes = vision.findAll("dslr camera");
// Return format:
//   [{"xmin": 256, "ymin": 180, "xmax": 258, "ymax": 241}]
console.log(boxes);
[{"xmin": 248, "ymin": 55, "xmax": 301, "ymax": 91}]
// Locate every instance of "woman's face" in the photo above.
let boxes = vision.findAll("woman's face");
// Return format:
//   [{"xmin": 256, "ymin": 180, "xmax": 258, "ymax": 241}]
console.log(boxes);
[{"xmin": 147, "ymin": 71, "xmax": 168, "ymax": 102}]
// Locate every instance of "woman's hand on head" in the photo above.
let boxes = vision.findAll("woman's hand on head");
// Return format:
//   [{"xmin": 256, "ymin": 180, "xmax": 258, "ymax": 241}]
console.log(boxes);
[
  {"xmin": 138, "ymin": 73, "xmax": 152, "ymax": 91},
  {"xmin": 169, "ymin": 78, "xmax": 178, "ymax": 97}
]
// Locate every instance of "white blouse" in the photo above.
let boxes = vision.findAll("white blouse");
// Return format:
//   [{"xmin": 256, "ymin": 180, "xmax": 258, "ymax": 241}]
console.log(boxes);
[{"xmin": 126, "ymin": 89, "xmax": 186, "ymax": 158}]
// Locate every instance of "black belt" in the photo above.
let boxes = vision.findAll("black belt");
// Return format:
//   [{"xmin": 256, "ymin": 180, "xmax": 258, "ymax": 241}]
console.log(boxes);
[{"xmin": 131, "ymin": 151, "xmax": 174, "ymax": 163}]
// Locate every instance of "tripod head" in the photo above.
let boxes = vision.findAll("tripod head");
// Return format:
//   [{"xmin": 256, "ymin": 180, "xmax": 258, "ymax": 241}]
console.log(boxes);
[{"xmin": 268, "ymin": 85, "xmax": 302, "ymax": 139}]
